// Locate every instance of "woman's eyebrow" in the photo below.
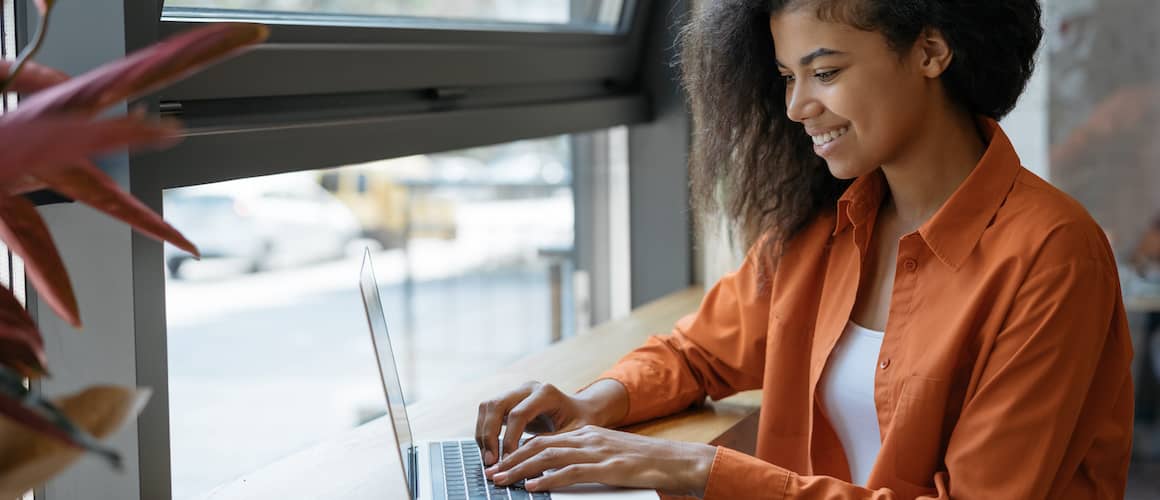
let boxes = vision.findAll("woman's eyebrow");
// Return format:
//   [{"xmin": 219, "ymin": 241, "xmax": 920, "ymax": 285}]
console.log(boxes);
[{"xmin": 775, "ymin": 47, "xmax": 845, "ymax": 68}]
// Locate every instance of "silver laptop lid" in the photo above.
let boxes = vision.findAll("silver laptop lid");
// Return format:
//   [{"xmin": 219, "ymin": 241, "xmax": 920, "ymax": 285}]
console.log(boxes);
[{"xmin": 359, "ymin": 250, "xmax": 417, "ymax": 498}]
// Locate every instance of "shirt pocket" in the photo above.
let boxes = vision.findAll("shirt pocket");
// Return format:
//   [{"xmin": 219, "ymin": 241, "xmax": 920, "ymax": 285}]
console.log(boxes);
[{"xmin": 892, "ymin": 375, "xmax": 952, "ymax": 486}]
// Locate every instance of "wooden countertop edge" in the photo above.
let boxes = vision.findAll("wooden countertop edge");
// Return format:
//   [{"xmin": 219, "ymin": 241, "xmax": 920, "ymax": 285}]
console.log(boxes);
[{"xmin": 202, "ymin": 287, "xmax": 764, "ymax": 499}]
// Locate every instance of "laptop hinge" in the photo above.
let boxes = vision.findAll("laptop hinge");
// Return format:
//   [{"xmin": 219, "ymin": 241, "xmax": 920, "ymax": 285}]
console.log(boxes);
[{"xmin": 409, "ymin": 445, "xmax": 420, "ymax": 499}]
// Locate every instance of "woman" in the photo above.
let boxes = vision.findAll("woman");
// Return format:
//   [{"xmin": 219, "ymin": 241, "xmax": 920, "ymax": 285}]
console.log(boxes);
[{"xmin": 476, "ymin": 1, "xmax": 1134, "ymax": 498}]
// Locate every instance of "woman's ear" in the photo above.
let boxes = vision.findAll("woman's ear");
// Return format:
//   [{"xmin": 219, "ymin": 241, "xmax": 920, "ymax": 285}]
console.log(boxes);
[{"xmin": 916, "ymin": 28, "xmax": 954, "ymax": 78}]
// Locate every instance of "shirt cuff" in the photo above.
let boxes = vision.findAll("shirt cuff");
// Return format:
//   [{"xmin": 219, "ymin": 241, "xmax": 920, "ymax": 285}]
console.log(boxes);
[
  {"xmin": 592, "ymin": 362, "xmax": 664, "ymax": 426},
  {"xmin": 703, "ymin": 446, "xmax": 791, "ymax": 500}
]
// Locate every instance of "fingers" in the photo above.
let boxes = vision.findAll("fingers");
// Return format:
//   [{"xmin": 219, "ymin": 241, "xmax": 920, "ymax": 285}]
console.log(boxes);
[
  {"xmin": 489, "ymin": 432, "xmax": 559, "ymax": 477},
  {"xmin": 477, "ymin": 398, "xmax": 509, "ymax": 466},
  {"xmin": 475, "ymin": 382, "xmax": 538, "ymax": 466},
  {"xmin": 525, "ymin": 463, "xmax": 602, "ymax": 492},
  {"xmin": 500, "ymin": 384, "xmax": 561, "ymax": 457},
  {"xmin": 489, "ymin": 426, "xmax": 597, "ymax": 477},
  {"xmin": 474, "ymin": 400, "xmax": 495, "ymax": 463},
  {"xmin": 491, "ymin": 444, "xmax": 600, "ymax": 487}
]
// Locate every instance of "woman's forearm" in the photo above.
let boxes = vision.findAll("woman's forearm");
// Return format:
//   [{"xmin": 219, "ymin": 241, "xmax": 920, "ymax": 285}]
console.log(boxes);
[{"xmin": 575, "ymin": 378, "xmax": 630, "ymax": 428}]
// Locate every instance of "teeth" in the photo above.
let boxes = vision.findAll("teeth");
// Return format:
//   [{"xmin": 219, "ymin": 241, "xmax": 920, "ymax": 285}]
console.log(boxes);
[{"xmin": 811, "ymin": 126, "xmax": 849, "ymax": 146}]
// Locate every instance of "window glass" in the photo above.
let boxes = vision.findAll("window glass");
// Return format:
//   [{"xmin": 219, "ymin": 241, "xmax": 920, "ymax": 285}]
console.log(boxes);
[
  {"xmin": 164, "ymin": 131, "xmax": 611, "ymax": 499},
  {"xmin": 163, "ymin": 0, "xmax": 626, "ymax": 33}
]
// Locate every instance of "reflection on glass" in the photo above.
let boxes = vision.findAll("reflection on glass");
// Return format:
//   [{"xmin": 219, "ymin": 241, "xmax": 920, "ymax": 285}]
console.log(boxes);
[
  {"xmin": 163, "ymin": 0, "xmax": 625, "ymax": 32},
  {"xmin": 165, "ymin": 132, "xmax": 587, "ymax": 499},
  {"xmin": 1045, "ymin": 1, "xmax": 1160, "ymax": 496}
]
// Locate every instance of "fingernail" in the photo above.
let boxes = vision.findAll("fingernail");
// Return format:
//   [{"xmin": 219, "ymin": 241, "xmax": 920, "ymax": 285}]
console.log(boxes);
[
  {"xmin": 526, "ymin": 479, "xmax": 540, "ymax": 491},
  {"xmin": 494, "ymin": 472, "xmax": 507, "ymax": 483}
]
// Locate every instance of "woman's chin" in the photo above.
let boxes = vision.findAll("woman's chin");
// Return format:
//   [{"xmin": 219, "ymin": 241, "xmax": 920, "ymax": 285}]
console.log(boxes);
[{"xmin": 824, "ymin": 161, "xmax": 869, "ymax": 180}]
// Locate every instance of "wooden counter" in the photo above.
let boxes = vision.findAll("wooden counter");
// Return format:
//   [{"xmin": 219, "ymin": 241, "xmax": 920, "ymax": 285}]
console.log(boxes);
[{"xmin": 203, "ymin": 288, "xmax": 761, "ymax": 499}]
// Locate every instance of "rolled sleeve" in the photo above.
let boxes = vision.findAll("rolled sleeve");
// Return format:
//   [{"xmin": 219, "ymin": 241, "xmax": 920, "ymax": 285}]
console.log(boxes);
[
  {"xmin": 703, "ymin": 447, "xmax": 790, "ymax": 500},
  {"xmin": 585, "ymin": 246, "xmax": 772, "ymax": 426}
]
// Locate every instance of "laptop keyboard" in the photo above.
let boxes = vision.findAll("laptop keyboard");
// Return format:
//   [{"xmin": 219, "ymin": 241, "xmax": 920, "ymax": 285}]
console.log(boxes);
[{"xmin": 441, "ymin": 440, "xmax": 550, "ymax": 500}]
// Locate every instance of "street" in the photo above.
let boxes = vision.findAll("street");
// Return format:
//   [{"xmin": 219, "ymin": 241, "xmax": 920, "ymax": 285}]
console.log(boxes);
[{"xmin": 166, "ymin": 199, "xmax": 571, "ymax": 499}]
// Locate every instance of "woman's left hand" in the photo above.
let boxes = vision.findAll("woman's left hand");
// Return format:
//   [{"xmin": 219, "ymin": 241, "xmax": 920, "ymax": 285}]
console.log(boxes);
[{"xmin": 484, "ymin": 425, "xmax": 718, "ymax": 496}]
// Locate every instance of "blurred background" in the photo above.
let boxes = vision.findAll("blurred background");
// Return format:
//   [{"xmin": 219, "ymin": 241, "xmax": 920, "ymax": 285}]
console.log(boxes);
[
  {"xmin": 7, "ymin": 0, "xmax": 1159, "ymax": 498},
  {"xmin": 161, "ymin": 130, "xmax": 599, "ymax": 498}
]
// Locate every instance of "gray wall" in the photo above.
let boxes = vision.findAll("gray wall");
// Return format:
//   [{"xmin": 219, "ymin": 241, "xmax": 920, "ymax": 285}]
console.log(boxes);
[
  {"xmin": 25, "ymin": 1, "xmax": 142, "ymax": 499},
  {"xmin": 628, "ymin": 0, "xmax": 691, "ymax": 306}
]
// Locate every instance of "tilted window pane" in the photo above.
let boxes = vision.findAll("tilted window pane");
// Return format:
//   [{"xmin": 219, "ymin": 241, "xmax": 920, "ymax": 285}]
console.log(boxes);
[
  {"xmin": 163, "ymin": 130, "xmax": 622, "ymax": 499},
  {"xmin": 163, "ymin": 0, "xmax": 626, "ymax": 32}
]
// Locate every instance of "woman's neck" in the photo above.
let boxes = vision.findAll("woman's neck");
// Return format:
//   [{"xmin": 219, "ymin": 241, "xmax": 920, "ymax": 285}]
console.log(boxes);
[{"xmin": 879, "ymin": 106, "xmax": 986, "ymax": 233}]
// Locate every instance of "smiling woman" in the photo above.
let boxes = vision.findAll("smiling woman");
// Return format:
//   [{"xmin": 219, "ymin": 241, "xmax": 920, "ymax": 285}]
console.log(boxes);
[
  {"xmin": 685, "ymin": 0, "xmax": 1042, "ymax": 260},
  {"xmin": 475, "ymin": 1, "xmax": 1136, "ymax": 499}
]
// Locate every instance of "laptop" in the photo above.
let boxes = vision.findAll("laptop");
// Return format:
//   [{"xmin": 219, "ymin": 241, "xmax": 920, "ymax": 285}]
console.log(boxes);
[{"xmin": 359, "ymin": 251, "xmax": 660, "ymax": 500}]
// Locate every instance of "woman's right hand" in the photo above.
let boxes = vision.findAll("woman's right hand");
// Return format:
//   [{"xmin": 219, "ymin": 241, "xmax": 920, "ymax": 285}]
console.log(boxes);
[{"xmin": 474, "ymin": 379, "xmax": 628, "ymax": 466}]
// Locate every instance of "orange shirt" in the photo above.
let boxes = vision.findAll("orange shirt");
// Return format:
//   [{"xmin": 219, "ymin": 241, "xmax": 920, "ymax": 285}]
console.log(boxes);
[{"xmin": 599, "ymin": 119, "xmax": 1134, "ymax": 499}]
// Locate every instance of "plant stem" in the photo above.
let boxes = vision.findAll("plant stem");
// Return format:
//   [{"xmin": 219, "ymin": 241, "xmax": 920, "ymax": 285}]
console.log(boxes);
[{"xmin": 0, "ymin": 4, "xmax": 53, "ymax": 95}]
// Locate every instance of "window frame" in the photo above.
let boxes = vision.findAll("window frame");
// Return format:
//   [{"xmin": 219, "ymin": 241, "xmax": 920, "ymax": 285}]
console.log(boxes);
[
  {"xmin": 18, "ymin": 0, "xmax": 694, "ymax": 498},
  {"xmin": 135, "ymin": 0, "xmax": 656, "ymax": 191},
  {"xmin": 156, "ymin": 1, "xmax": 650, "ymax": 102}
]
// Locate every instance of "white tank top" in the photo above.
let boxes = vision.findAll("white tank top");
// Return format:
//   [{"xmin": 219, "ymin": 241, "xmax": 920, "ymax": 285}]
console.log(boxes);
[{"xmin": 820, "ymin": 321, "xmax": 885, "ymax": 486}]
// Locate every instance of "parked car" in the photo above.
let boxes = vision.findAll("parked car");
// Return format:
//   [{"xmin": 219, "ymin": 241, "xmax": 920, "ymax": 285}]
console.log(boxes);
[
  {"xmin": 163, "ymin": 171, "xmax": 361, "ymax": 278},
  {"xmin": 317, "ymin": 157, "xmax": 458, "ymax": 249}
]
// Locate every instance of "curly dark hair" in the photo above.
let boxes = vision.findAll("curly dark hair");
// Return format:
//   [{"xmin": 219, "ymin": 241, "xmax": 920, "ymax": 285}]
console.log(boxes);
[{"xmin": 682, "ymin": 0, "xmax": 1043, "ymax": 261}]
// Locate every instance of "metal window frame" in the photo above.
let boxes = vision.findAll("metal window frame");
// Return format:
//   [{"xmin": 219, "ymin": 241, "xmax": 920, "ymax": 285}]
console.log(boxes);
[
  {"xmin": 133, "ymin": 0, "xmax": 657, "ymax": 189},
  {"xmin": 155, "ymin": 1, "xmax": 650, "ymax": 101},
  {"xmin": 13, "ymin": 0, "xmax": 695, "ymax": 498}
]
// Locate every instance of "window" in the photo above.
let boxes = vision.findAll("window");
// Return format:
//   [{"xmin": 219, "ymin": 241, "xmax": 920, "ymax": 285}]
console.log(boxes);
[
  {"xmin": 163, "ymin": 0, "xmax": 626, "ymax": 32},
  {"xmin": 62, "ymin": 0, "xmax": 688, "ymax": 498},
  {"xmin": 0, "ymin": 0, "xmax": 22, "ymax": 307},
  {"xmin": 164, "ymin": 128, "xmax": 623, "ymax": 499},
  {"xmin": 153, "ymin": 0, "xmax": 648, "ymax": 104}
]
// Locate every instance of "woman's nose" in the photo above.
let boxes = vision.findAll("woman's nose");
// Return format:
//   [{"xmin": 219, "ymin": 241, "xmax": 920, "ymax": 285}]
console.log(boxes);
[{"xmin": 786, "ymin": 85, "xmax": 822, "ymax": 123}]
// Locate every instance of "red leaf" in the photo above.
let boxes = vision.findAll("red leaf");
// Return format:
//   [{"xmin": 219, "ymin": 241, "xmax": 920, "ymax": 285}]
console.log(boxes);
[
  {"xmin": 0, "ymin": 114, "xmax": 181, "ymax": 184},
  {"xmin": 0, "ymin": 196, "xmax": 78, "ymax": 328},
  {"xmin": 4, "ymin": 176, "xmax": 48, "ymax": 197},
  {"xmin": 0, "ymin": 287, "xmax": 47, "ymax": 378},
  {"xmin": 7, "ymin": 23, "xmax": 268, "ymax": 122},
  {"xmin": 37, "ymin": 161, "xmax": 200, "ymax": 258},
  {"xmin": 0, "ymin": 393, "xmax": 82, "ymax": 451},
  {"xmin": 0, "ymin": 60, "xmax": 69, "ymax": 95}
]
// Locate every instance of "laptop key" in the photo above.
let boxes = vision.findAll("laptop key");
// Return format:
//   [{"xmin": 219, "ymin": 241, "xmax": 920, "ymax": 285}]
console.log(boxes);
[{"xmin": 487, "ymin": 484, "xmax": 509, "ymax": 495}]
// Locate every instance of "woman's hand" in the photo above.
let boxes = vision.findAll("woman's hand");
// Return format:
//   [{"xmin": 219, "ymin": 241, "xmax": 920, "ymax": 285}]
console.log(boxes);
[
  {"xmin": 474, "ymin": 380, "xmax": 628, "ymax": 466},
  {"xmin": 485, "ymin": 425, "xmax": 718, "ymax": 496}
]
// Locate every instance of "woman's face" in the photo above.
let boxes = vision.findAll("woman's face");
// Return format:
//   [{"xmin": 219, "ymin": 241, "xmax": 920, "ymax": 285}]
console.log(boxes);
[{"xmin": 770, "ymin": 10, "xmax": 939, "ymax": 179}]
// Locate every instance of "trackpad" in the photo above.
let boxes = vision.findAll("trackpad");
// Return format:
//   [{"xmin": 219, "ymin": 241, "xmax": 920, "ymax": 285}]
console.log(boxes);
[{"xmin": 549, "ymin": 483, "xmax": 659, "ymax": 499}]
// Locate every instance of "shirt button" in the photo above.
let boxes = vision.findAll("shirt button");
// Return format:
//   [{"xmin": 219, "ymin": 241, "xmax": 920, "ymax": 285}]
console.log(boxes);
[
  {"xmin": 903, "ymin": 259, "xmax": 917, "ymax": 272},
  {"xmin": 880, "ymin": 359, "xmax": 891, "ymax": 370}
]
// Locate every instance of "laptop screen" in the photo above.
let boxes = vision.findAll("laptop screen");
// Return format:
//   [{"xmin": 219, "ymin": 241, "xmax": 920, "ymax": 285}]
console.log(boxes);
[{"xmin": 359, "ymin": 251, "xmax": 417, "ymax": 495}]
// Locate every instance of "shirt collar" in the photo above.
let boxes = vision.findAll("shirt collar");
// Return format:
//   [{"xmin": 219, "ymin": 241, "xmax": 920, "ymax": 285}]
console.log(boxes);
[{"xmin": 832, "ymin": 117, "xmax": 1023, "ymax": 270}]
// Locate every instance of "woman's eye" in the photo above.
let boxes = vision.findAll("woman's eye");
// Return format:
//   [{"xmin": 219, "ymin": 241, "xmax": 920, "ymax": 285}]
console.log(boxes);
[
  {"xmin": 815, "ymin": 69, "xmax": 840, "ymax": 82},
  {"xmin": 781, "ymin": 74, "xmax": 795, "ymax": 83}
]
